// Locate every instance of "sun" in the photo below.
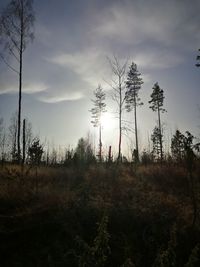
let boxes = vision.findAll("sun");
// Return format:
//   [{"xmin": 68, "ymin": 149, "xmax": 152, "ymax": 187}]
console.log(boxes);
[{"xmin": 100, "ymin": 113, "xmax": 115, "ymax": 130}]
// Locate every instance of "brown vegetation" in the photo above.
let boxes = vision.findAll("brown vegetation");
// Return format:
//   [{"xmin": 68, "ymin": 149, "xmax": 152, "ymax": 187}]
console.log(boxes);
[{"xmin": 0, "ymin": 163, "xmax": 199, "ymax": 266}]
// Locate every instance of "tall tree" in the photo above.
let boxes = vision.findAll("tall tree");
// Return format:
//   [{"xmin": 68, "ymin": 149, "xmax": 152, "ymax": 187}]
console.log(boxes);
[
  {"xmin": 108, "ymin": 56, "xmax": 127, "ymax": 161},
  {"xmin": 149, "ymin": 82, "xmax": 166, "ymax": 162},
  {"xmin": 90, "ymin": 85, "xmax": 107, "ymax": 162},
  {"xmin": 0, "ymin": 0, "xmax": 35, "ymax": 162},
  {"xmin": 125, "ymin": 62, "xmax": 143, "ymax": 162},
  {"xmin": 196, "ymin": 48, "xmax": 200, "ymax": 67}
]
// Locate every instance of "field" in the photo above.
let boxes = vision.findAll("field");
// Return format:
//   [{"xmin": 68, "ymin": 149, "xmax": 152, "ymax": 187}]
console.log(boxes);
[{"xmin": 0, "ymin": 163, "xmax": 199, "ymax": 267}]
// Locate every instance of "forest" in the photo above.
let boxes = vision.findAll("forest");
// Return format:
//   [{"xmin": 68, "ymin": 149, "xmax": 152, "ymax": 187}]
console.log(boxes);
[{"xmin": 0, "ymin": 0, "xmax": 200, "ymax": 266}]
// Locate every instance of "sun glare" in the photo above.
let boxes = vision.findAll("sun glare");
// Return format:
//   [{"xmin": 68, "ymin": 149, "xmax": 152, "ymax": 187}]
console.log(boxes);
[{"xmin": 100, "ymin": 113, "xmax": 115, "ymax": 130}]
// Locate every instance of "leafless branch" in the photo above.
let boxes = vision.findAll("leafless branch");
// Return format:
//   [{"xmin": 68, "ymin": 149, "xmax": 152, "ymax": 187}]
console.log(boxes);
[{"xmin": 0, "ymin": 53, "xmax": 19, "ymax": 74}]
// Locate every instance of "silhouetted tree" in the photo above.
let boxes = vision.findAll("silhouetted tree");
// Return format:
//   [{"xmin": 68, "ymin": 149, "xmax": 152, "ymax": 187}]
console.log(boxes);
[
  {"xmin": 182, "ymin": 131, "xmax": 200, "ymax": 226},
  {"xmin": 149, "ymin": 82, "xmax": 166, "ymax": 162},
  {"xmin": 28, "ymin": 138, "xmax": 43, "ymax": 166},
  {"xmin": 74, "ymin": 137, "xmax": 96, "ymax": 166},
  {"xmin": 0, "ymin": 0, "xmax": 35, "ymax": 162},
  {"xmin": 90, "ymin": 85, "xmax": 107, "ymax": 162},
  {"xmin": 64, "ymin": 147, "xmax": 74, "ymax": 166},
  {"xmin": 196, "ymin": 48, "xmax": 200, "ymax": 67},
  {"xmin": 171, "ymin": 130, "xmax": 185, "ymax": 163},
  {"xmin": 171, "ymin": 129, "xmax": 200, "ymax": 224},
  {"xmin": 125, "ymin": 62, "xmax": 143, "ymax": 162},
  {"xmin": 108, "ymin": 56, "xmax": 127, "ymax": 161}
]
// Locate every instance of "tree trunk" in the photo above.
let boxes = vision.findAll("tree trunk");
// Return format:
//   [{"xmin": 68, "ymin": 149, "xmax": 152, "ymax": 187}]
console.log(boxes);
[
  {"xmin": 108, "ymin": 146, "xmax": 112, "ymax": 162},
  {"xmin": 22, "ymin": 119, "xmax": 26, "ymax": 165},
  {"xmin": 17, "ymin": 50, "xmax": 22, "ymax": 163},
  {"xmin": 17, "ymin": 3, "xmax": 24, "ymax": 163},
  {"xmin": 99, "ymin": 123, "xmax": 102, "ymax": 162},
  {"xmin": 134, "ymin": 94, "xmax": 139, "ymax": 162},
  {"xmin": 157, "ymin": 106, "xmax": 163, "ymax": 162},
  {"xmin": 118, "ymin": 77, "xmax": 122, "ymax": 162}
]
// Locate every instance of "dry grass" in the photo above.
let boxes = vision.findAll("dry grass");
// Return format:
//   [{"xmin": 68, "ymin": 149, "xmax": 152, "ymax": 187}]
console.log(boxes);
[{"xmin": 0, "ymin": 163, "xmax": 199, "ymax": 266}]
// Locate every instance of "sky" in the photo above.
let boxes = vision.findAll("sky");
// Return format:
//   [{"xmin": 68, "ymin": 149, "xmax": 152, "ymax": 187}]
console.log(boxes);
[{"xmin": 0, "ymin": 0, "xmax": 200, "ymax": 158}]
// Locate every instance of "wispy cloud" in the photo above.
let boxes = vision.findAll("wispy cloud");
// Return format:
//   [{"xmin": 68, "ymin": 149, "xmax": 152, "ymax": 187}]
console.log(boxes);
[
  {"xmin": 93, "ymin": 0, "xmax": 200, "ymax": 49},
  {"xmin": 0, "ymin": 0, "xmax": 199, "ymax": 103},
  {"xmin": 48, "ymin": 49, "xmax": 111, "ymax": 89},
  {"xmin": 38, "ymin": 91, "xmax": 84, "ymax": 103},
  {"xmin": 0, "ymin": 69, "xmax": 47, "ymax": 95}
]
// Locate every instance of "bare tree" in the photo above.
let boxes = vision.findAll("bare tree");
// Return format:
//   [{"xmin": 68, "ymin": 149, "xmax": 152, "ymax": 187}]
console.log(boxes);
[
  {"xmin": 0, "ymin": 0, "xmax": 35, "ymax": 162},
  {"xmin": 90, "ymin": 85, "xmax": 107, "ymax": 162},
  {"xmin": 108, "ymin": 56, "xmax": 127, "ymax": 161},
  {"xmin": 125, "ymin": 62, "xmax": 143, "ymax": 162}
]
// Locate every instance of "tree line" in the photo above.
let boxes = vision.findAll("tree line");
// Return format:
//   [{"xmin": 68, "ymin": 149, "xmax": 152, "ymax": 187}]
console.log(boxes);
[{"xmin": 90, "ymin": 58, "xmax": 199, "ymax": 164}]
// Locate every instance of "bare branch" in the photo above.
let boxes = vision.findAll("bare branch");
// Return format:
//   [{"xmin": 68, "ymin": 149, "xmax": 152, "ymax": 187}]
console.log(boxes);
[{"xmin": 0, "ymin": 53, "xmax": 19, "ymax": 74}]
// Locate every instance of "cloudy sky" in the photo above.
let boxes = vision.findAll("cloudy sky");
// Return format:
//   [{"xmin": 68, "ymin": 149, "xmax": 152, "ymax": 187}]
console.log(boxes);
[{"xmin": 0, "ymin": 0, "xmax": 199, "ymax": 157}]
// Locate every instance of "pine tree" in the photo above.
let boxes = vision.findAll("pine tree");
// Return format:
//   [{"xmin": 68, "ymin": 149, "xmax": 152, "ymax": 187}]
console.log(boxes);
[
  {"xmin": 28, "ymin": 139, "xmax": 43, "ymax": 166},
  {"xmin": 125, "ymin": 62, "xmax": 143, "ymax": 162},
  {"xmin": 90, "ymin": 85, "xmax": 106, "ymax": 162},
  {"xmin": 149, "ymin": 82, "xmax": 166, "ymax": 162}
]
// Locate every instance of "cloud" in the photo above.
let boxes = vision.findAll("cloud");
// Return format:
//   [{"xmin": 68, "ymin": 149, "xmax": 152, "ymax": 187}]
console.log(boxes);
[
  {"xmin": 134, "ymin": 50, "xmax": 184, "ymax": 70},
  {"xmin": 0, "ymin": 68, "xmax": 47, "ymax": 95},
  {"xmin": 93, "ymin": 0, "xmax": 200, "ymax": 49},
  {"xmin": 30, "ymin": 59, "xmax": 92, "ymax": 103},
  {"xmin": 0, "ymin": 0, "xmax": 199, "ymax": 104},
  {"xmin": 48, "ymin": 49, "xmax": 112, "ymax": 89},
  {"xmin": 38, "ymin": 91, "xmax": 84, "ymax": 103}
]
